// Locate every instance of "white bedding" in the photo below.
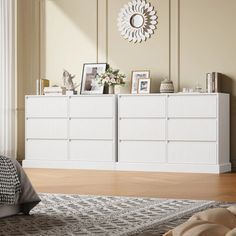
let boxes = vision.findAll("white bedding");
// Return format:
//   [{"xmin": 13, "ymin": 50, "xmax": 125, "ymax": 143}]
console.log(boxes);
[{"xmin": 0, "ymin": 205, "xmax": 21, "ymax": 218}]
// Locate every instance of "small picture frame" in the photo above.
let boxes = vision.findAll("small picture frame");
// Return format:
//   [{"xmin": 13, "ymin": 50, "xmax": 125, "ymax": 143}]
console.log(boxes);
[
  {"xmin": 80, "ymin": 63, "xmax": 107, "ymax": 94},
  {"xmin": 138, "ymin": 78, "xmax": 151, "ymax": 94},
  {"xmin": 131, "ymin": 70, "xmax": 150, "ymax": 94}
]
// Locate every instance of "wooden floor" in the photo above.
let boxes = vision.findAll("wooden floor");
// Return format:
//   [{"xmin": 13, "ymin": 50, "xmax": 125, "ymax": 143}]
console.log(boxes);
[{"xmin": 24, "ymin": 168, "xmax": 236, "ymax": 202}]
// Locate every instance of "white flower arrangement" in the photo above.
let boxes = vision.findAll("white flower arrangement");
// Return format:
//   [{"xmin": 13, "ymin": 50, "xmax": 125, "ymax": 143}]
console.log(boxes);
[{"xmin": 96, "ymin": 67, "xmax": 126, "ymax": 87}]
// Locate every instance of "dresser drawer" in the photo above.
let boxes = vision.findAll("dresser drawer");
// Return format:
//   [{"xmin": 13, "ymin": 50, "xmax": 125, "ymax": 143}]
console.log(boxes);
[
  {"xmin": 69, "ymin": 119, "xmax": 113, "ymax": 140},
  {"xmin": 119, "ymin": 141, "xmax": 166, "ymax": 163},
  {"xmin": 119, "ymin": 95, "xmax": 166, "ymax": 118},
  {"xmin": 69, "ymin": 96, "xmax": 114, "ymax": 118},
  {"xmin": 119, "ymin": 119, "xmax": 165, "ymax": 140},
  {"xmin": 168, "ymin": 95, "xmax": 217, "ymax": 118},
  {"xmin": 168, "ymin": 119, "xmax": 217, "ymax": 141},
  {"xmin": 69, "ymin": 140, "xmax": 114, "ymax": 162},
  {"xmin": 26, "ymin": 119, "xmax": 67, "ymax": 139},
  {"xmin": 26, "ymin": 140, "xmax": 67, "ymax": 160},
  {"xmin": 168, "ymin": 142, "xmax": 217, "ymax": 164},
  {"xmin": 26, "ymin": 97, "xmax": 68, "ymax": 118}
]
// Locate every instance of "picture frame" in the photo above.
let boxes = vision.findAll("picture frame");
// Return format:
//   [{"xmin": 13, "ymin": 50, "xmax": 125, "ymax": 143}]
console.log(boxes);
[
  {"xmin": 80, "ymin": 63, "xmax": 108, "ymax": 94},
  {"xmin": 131, "ymin": 70, "xmax": 150, "ymax": 94},
  {"xmin": 138, "ymin": 78, "xmax": 151, "ymax": 94}
]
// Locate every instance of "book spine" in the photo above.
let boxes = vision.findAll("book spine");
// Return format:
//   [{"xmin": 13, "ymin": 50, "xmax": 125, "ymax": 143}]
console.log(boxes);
[
  {"xmin": 39, "ymin": 79, "xmax": 42, "ymax": 95},
  {"xmin": 41, "ymin": 80, "xmax": 44, "ymax": 95},
  {"xmin": 36, "ymin": 79, "xmax": 39, "ymax": 95}
]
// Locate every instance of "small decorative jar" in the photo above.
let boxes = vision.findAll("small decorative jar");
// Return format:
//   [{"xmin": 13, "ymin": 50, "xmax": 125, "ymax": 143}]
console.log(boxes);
[{"xmin": 160, "ymin": 78, "xmax": 174, "ymax": 93}]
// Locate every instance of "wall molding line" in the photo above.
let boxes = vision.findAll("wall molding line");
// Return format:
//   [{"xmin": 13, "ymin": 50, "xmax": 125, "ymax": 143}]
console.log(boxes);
[
  {"xmin": 169, "ymin": 0, "xmax": 171, "ymax": 82},
  {"xmin": 39, "ymin": 0, "xmax": 45, "ymax": 78},
  {"xmin": 170, "ymin": 0, "xmax": 180, "ymax": 92},
  {"xmin": 177, "ymin": 0, "xmax": 180, "ymax": 91},
  {"xmin": 106, "ymin": 0, "xmax": 108, "ymax": 63},
  {"xmin": 97, "ymin": 0, "xmax": 107, "ymax": 63},
  {"xmin": 96, "ymin": 0, "xmax": 98, "ymax": 63}
]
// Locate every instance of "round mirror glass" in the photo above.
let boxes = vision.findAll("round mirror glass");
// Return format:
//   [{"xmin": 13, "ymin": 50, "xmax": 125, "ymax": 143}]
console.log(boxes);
[{"xmin": 130, "ymin": 14, "xmax": 144, "ymax": 28}]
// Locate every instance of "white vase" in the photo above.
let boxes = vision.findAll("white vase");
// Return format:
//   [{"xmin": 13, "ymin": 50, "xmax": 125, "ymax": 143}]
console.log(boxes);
[
  {"xmin": 108, "ymin": 86, "xmax": 115, "ymax": 94},
  {"xmin": 114, "ymin": 85, "xmax": 121, "ymax": 94}
]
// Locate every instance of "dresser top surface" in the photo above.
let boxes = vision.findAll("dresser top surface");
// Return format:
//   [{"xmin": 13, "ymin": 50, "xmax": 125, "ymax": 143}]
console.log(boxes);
[{"xmin": 26, "ymin": 93, "xmax": 229, "ymax": 98}]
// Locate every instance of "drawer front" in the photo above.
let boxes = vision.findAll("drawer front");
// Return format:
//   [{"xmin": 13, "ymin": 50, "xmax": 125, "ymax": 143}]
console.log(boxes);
[
  {"xmin": 70, "ymin": 119, "xmax": 113, "ymax": 140},
  {"xmin": 69, "ymin": 96, "xmax": 114, "ymax": 118},
  {"xmin": 119, "ymin": 141, "xmax": 166, "ymax": 163},
  {"xmin": 168, "ymin": 119, "xmax": 217, "ymax": 141},
  {"xmin": 26, "ymin": 140, "xmax": 67, "ymax": 160},
  {"xmin": 119, "ymin": 96, "xmax": 166, "ymax": 118},
  {"xmin": 168, "ymin": 142, "xmax": 217, "ymax": 164},
  {"xmin": 26, "ymin": 97, "xmax": 68, "ymax": 117},
  {"xmin": 70, "ymin": 140, "xmax": 114, "ymax": 162},
  {"xmin": 26, "ymin": 119, "xmax": 67, "ymax": 139},
  {"xmin": 119, "ymin": 119, "xmax": 165, "ymax": 140},
  {"xmin": 168, "ymin": 95, "xmax": 217, "ymax": 117}
]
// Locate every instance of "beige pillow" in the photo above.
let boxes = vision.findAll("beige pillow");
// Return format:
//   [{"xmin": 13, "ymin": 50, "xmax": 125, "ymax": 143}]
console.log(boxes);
[
  {"xmin": 164, "ymin": 206, "xmax": 236, "ymax": 236},
  {"xmin": 164, "ymin": 220, "xmax": 229, "ymax": 236},
  {"xmin": 227, "ymin": 206, "xmax": 236, "ymax": 216},
  {"xmin": 226, "ymin": 227, "xmax": 236, "ymax": 236},
  {"xmin": 190, "ymin": 208, "xmax": 236, "ymax": 229}
]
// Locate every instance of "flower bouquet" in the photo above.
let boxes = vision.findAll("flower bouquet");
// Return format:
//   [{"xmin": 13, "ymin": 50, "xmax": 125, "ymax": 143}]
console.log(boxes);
[{"xmin": 96, "ymin": 67, "xmax": 126, "ymax": 94}]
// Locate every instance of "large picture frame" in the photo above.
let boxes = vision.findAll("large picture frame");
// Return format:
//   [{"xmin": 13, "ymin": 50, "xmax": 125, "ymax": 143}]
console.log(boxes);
[
  {"xmin": 80, "ymin": 63, "xmax": 108, "ymax": 94},
  {"xmin": 131, "ymin": 70, "xmax": 150, "ymax": 94}
]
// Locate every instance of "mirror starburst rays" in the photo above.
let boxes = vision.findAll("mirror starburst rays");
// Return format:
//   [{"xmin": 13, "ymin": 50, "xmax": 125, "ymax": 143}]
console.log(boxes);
[{"xmin": 118, "ymin": 0, "xmax": 158, "ymax": 43}]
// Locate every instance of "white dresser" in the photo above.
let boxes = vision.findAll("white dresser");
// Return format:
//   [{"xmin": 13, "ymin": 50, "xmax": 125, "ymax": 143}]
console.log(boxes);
[
  {"xmin": 23, "ymin": 93, "xmax": 231, "ymax": 173},
  {"xmin": 24, "ymin": 95, "xmax": 116, "ymax": 169},
  {"xmin": 117, "ymin": 93, "xmax": 230, "ymax": 173}
]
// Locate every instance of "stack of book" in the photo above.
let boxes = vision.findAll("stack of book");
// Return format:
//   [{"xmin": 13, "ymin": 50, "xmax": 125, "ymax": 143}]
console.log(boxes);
[
  {"xmin": 36, "ymin": 79, "xmax": 50, "ymax": 95},
  {"xmin": 44, "ymin": 86, "xmax": 66, "ymax": 96}
]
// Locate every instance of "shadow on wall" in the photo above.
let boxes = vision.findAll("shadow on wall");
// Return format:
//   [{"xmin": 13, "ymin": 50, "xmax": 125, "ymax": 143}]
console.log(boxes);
[
  {"xmin": 221, "ymin": 74, "xmax": 236, "ymax": 170},
  {"xmin": 51, "ymin": 0, "xmax": 97, "ymax": 38},
  {"xmin": 42, "ymin": 0, "xmax": 166, "ymax": 93},
  {"xmin": 41, "ymin": 0, "xmax": 101, "ymax": 85}
]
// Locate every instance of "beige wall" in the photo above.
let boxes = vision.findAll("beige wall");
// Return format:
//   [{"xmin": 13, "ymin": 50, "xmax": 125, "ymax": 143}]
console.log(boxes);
[
  {"xmin": 18, "ymin": 0, "xmax": 236, "ymax": 170},
  {"xmin": 178, "ymin": 0, "xmax": 236, "ymax": 169},
  {"xmin": 17, "ymin": 0, "xmax": 40, "ymax": 160},
  {"xmin": 41, "ymin": 0, "xmax": 98, "ymax": 85},
  {"xmin": 40, "ymin": 0, "xmax": 170, "ymax": 92},
  {"xmin": 107, "ymin": 0, "xmax": 170, "ymax": 93}
]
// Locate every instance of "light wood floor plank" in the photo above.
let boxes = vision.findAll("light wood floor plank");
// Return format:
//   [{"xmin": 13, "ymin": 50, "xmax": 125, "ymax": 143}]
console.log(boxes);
[{"xmin": 24, "ymin": 169, "xmax": 236, "ymax": 202}]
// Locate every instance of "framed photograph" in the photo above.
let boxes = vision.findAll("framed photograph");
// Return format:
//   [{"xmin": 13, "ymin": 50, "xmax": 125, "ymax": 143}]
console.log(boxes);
[
  {"xmin": 131, "ymin": 70, "xmax": 150, "ymax": 94},
  {"xmin": 138, "ymin": 78, "xmax": 151, "ymax": 94},
  {"xmin": 80, "ymin": 63, "xmax": 107, "ymax": 94}
]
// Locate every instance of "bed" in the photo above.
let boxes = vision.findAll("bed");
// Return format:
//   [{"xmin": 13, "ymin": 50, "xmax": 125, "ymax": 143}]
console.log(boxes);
[{"xmin": 0, "ymin": 156, "xmax": 40, "ymax": 218}]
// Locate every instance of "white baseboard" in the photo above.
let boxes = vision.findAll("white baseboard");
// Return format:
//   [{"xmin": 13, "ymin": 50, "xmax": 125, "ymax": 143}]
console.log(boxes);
[
  {"xmin": 23, "ymin": 160, "xmax": 231, "ymax": 174},
  {"xmin": 23, "ymin": 160, "xmax": 116, "ymax": 170}
]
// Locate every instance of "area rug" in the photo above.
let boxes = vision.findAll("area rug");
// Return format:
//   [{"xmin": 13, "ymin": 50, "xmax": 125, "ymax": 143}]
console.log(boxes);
[{"xmin": 0, "ymin": 193, "xmax": 231, "ymax": 236}]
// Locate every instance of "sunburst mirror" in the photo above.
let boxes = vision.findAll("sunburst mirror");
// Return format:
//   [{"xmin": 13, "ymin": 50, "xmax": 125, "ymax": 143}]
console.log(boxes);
[{"xmin": 117, "ymin": 0, "xmax": 158, "ymax": 43}]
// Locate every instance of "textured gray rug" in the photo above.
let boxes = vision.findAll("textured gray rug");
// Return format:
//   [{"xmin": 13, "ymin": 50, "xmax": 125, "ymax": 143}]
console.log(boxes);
[{"xmin": 0, "ymin": 193, "xmax": 230, "ymax": 236}]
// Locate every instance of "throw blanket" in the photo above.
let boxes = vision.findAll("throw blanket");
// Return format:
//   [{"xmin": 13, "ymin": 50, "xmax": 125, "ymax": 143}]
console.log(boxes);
[
  {"xmin": 0, "ymin": 156, "xmax": 21, "ymax": 204},
  {"xmin": 164, "ymin": 206, "xmax": 236, "ymax": 236}
]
